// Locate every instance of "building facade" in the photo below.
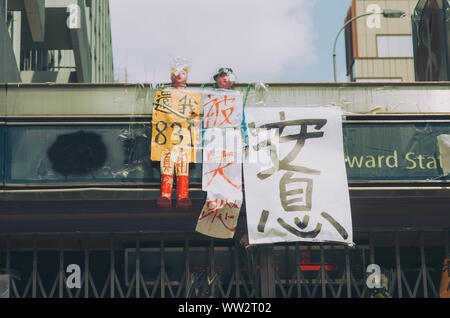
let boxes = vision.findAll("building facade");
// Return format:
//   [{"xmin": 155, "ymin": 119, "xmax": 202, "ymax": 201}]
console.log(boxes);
[
  {"xmin": 0, "ymin": 0, "xmax": 114, "ymax": 83},
  {"xmin": 412, "ymin": 0, "xmax": 450, "ymax": 81},
  {"xmin": 345, "ymin": 0, "xmax": 419, "ymax": 82},
  {"xmin": 0, "ymin": 82, "xmax": 448, "ymax": 298},
  {"xmin": 0, "ymin": 0, "xmax": 449, "ymax": 300}
]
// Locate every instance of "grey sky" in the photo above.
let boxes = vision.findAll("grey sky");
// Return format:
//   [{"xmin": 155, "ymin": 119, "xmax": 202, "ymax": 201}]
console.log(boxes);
[{"xmin": 110, "ymin": 0, "xmax": 351, "ymax": 84}]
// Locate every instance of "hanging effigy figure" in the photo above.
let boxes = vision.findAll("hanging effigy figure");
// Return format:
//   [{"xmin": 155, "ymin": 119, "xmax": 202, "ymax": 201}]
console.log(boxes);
[
  {"xmin": 213, "ymin": 67, "xmax": 236, "ymax": 89},
  {"xmin": 195, "ymin": 67, "xmax": 246, "ymax": 239},
  {"xmin": 151, "ymin": 58, "xmax": 201, "ymax": 210}
]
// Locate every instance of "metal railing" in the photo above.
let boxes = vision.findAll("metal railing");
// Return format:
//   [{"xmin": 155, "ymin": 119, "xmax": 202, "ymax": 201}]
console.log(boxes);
[
  {"xmin": 0, "ymin": 228, "xmax": 448, "ymax": 298},
  {"xmin": 20, "ymin": 49, "xmax": 76, "ymax": 72}
]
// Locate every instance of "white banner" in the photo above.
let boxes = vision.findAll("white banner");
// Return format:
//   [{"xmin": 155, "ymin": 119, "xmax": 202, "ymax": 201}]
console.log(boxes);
[
  {"xmin": 243, "ymin": 107, "xmax": 353, "ymax": 245},
  {"xmin": 195, "ymin": 191, "xmax": 243, "ymax": 239},
  {"xmin": 196, "ymin": 90, "xmax": 244, "ymax": 239},
  {"xmin": 202, "ymin": 128, "xmax": 243, "ymax": 196}
]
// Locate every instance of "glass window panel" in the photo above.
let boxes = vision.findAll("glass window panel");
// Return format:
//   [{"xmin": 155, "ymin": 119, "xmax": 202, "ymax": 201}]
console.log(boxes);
[
  {"xmin": 377, "ymin": 35, "xmax": 413, "ymax": 57},
  {"xmin": 5, "ymin": 124, "xmax": 202, "ymax": 184}
]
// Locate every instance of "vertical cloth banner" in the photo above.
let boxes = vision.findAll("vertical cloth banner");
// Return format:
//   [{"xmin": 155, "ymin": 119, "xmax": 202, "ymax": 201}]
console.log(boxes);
[
  {"xmin": 243, "ymin": 107, "xmax": 353, "ymax": 245},
  {"xmin": 151, "ymin": 88, "xmax": 202, "ymax": 162},
  {"xmin": 196, "ymin": 90, "xmax": 244, "ymax": 239}
]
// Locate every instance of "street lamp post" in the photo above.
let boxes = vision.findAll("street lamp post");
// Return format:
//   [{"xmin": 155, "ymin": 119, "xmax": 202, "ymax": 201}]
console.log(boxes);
[{"xmin": 333, "ymin": 9, "xmax": 406, "ymax": 82}]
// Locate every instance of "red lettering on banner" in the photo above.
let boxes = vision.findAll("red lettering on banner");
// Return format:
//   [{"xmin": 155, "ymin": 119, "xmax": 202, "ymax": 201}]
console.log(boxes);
[
  {"xmin": 204, "ymin": 95, "xmax": 236, "ymax": 128},
  {"xmin": 198, "ymin": 198, "xmax": 239, "ymax": 232},
  {"xmin": 203, "ymin": 150, "xmax": 241, "ymax": 190}
]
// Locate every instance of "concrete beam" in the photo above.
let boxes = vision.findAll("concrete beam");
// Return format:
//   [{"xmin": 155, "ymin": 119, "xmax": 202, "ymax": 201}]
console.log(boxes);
[
  {"xmin": 7, "ymin": 0, "xmax": 25, "ymax": 11},
  {"xmin": 24, "ymin": 0, "xmax": 45, "ymax": 42},
  {"xmin": 45, "ymin": 0, "xmax": 77, "ymax": 8},
  {"xmin": 69, "ymin": 0, "xmax": 91, "ymax": 82},
  {"xmin": 20, "ymin": 70, "xmax": 77, "ymax": 83},
  {"xmin": 0, "ymin": 1, "xmax": 21, "ymax": 83},
  {"xmin": 2, "ymin": 82, "xmax": 450, "ymax": 116},
  {"xmin": 44, "ymin": 0, "xmax": 91, "ymax": 82}
]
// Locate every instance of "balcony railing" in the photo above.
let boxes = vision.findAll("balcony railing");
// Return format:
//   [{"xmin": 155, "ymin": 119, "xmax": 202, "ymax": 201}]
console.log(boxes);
[
  {"xmin": 20, "ymin": 49, "xmax": 76, "ymax": 72},
  {"xmin": 0, "ymin": 229, "xmax": 448, "ymax": 298}
]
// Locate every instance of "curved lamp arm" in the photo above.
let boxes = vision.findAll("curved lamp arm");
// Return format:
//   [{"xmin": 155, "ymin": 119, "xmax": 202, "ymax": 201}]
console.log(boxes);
[
  {"xmin": 333, "ymin": 12, "xmax": 375, "ymax": 82},
  {"xmin": 332, "ymin": 9, "xmax": 406, "ymax": 82}
]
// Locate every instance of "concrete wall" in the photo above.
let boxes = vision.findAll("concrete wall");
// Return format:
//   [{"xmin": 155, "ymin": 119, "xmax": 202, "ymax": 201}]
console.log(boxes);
[
  {"xmin": 6, "ymin": 0, "xmax": 114, "ymax": 84},
  {"xmin": 350, "ymin": 0, "xmax": 419, "ymax": 82}
]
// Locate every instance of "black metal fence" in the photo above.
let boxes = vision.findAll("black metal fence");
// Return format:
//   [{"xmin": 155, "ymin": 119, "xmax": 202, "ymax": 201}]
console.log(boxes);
[{"xmin": 0, "ymin": 228, "xmax": 448, "ymax": 298}]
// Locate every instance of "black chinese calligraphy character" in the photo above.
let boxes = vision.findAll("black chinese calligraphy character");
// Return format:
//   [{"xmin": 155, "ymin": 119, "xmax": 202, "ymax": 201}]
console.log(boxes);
[
  {"xmin": 249, "ymin": 113, "xmax": 327, "ymax": 180},
  {"xmin": 257, "ymin": 210, "xmax": 270, "ymax": 233},
  {"xmin": 154, "ymin": 90, "xmax": 172, "ymax": 114},
  {"xmin": 269, "ymin": 212, "xmax": 348, "ymax": 240},
  {"xmin": 277, "ymin": 217, "xmax": 322, "ymax": 238},
  {"xmin": 179, "ymin": 94, "xmax": 198, "ymax": 115},
  {"xmin": 279, "ymin": 172, "xmax": 313, "ymax": 212},
  {"xmin": 295, "ymin": 215, "xmax": 310, "ymax": 229},
  {"xmin": 321, "ymin": 211, "xmax": 348, "ymax": 240}
]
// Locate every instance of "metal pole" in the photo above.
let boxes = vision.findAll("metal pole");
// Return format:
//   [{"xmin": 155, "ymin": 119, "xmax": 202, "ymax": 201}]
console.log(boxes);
[
  {"xmin": 320, "ymin": 244, "xmax": 326, "ymax": 298},
  {"xmin": 345, "ymin": 245, "xmax": 351, "ymax": 298},
  {"xmin": 234, "ymin": 240, "xmax": 240, "ymax": 298},
  {"xmin": 59, "ymin": 237, "xmax": 64, "ymax": 298},
  {"xmin": 260, "ymin": 244, "xmax": 275, "ymax": 298},
  {"xmin": 84, "ymin": 237, "xmax": 89, "ymax": 298},
  {"xmin": 160, "ymin": 240, "xmax": 165, "ymax": 298},
  {"xmin": 395, "ymin": 232, "xmax": 403, "ymax": 298},
  {"xmin": 420, "ymin": 232, "xmax": 428, "ymax": 298},
  {"xmin": 32, "ymin": 237, "xmax": 37, "ymax": 298},
  {"xmin": 110, "ymin": 236, "xmax": 115, "ymax": 298},
  {"xmin": 6, "ymin": 237, "xmax": 11, "ymax": 298},
  {"xmin": 333, "ymin": 53, "xmax": 337, "ymax": 82},
  {"xmin": 135, "ymin": 236, "xmax": 140, "ymax": 298},
  {"xmin": 184, "ymin": 239, "xmax": 190, "ymax": 298},
  {"xmin": 369, "ymin": 231, "xmax": 375, "ymax": 265},
  {"xmin": 268, "ymin": 244, "xmax": 276, "ymax": 298},
  {"xmin": 295, "ymin": 243, "xmax": 301, "ymax": 298},
  {"xmin": 209, "ymin": 239, "xmax": 215, "ymax": 297}
]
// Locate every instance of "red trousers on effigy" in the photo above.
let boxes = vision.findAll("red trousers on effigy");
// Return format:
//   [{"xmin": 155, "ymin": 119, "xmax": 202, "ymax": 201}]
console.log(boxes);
[{"xmin": 157, "ymin": 148, "xmax": 192, "ymax": 210}]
